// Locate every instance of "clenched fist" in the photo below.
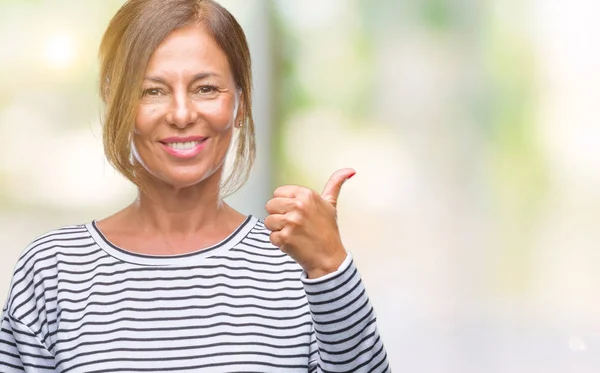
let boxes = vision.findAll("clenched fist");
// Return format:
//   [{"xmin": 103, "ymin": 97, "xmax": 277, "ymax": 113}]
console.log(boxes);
[{"xmin": 264, "ymin": 168, "xmax": 355, "ymax": 279}]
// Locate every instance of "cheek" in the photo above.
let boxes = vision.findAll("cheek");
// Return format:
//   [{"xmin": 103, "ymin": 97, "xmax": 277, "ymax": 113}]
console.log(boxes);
[
  {"xmin": 200, "ymin": 99, "xmax": 237, "ymax": 131},
  {"xmin": 135, "ymin": 105, "xmax": 161, "ymax": 134}
]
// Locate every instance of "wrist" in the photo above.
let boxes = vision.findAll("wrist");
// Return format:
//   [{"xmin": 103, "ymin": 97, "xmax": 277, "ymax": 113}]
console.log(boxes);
[{"xmin": 305, "ymin": 250, "xmax": 348, "ymax": 279}]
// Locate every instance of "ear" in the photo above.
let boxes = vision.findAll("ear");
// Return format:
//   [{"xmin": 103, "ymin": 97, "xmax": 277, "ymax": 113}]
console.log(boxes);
[{"xmin": 234, "ymin": 88, "xmax": 245, "ymax": 127}]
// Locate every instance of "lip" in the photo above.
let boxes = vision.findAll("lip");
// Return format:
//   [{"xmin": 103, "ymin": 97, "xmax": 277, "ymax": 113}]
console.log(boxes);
[
  {"xmin": 160, "ymin": 136, "xmax": 207, "ymax": 143},
  {"xmin": 159, "ymin": 137, "xmax": 208, "ymax": 159}
]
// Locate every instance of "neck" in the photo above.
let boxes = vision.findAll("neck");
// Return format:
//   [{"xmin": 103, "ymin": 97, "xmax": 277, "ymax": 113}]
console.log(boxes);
[{"xmin": 127, "ymin": 170, "xmax": 234, "ymax": 236}]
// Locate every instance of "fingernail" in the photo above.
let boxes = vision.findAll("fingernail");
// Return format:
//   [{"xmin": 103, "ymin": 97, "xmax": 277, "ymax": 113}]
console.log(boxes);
[{"xmin": 347, "ymin": 172, "xmax": 356, "ymax": 180}]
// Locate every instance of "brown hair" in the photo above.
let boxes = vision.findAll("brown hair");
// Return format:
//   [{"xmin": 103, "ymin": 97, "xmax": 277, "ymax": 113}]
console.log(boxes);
[{"xmin": 99, "ymin": 0, "xmax": 255, "ymax": 197}]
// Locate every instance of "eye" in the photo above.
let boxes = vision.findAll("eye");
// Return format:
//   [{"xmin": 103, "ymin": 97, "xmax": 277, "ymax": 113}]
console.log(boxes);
[
  {"xmin": 142, "ymin": 88, "xmax": 163, "ymax": 96},
  {"xmin": 196, "ymin": 85, "xmax": 218, "ymax": 95}
]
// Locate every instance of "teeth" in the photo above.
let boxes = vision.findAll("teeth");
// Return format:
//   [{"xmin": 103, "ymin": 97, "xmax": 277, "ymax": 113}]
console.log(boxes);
[{"xmin": 167, "ymin": 141, "xmax": 201, "ymax": 150}]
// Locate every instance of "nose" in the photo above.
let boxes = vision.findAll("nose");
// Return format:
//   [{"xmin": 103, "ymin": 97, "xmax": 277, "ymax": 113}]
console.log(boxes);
[{"xmin": 166, "ymin": 92, "xmax": 198, "ymax": 128}]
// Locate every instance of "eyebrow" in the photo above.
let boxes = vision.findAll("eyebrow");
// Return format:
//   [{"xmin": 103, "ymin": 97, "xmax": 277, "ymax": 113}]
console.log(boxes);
[{"xmin": 143, "ymin": 73, "xmax": 222, "ymax": 84}]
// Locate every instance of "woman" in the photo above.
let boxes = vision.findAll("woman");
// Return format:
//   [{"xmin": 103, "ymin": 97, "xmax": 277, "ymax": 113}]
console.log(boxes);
[{"xmin": 0, "ymin": 0, "xmax": 391, "ymax": 371}]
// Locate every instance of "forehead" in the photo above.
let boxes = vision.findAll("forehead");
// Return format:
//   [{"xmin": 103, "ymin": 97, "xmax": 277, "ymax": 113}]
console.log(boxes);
[{"xmin": 145, "ymin": 23, "xmax": 231, "ymax": 78}]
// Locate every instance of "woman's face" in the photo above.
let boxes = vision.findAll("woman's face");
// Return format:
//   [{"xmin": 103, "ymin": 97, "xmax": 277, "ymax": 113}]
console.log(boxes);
[{"xmin": 133, "ymin": 23, "xmax": 240, "ymax": 190}]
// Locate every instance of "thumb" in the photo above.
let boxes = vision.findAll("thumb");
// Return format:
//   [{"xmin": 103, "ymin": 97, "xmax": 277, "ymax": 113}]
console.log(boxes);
[{"xmin": 321, "ymin": 168, "xmax": 356, "ymax": 208}]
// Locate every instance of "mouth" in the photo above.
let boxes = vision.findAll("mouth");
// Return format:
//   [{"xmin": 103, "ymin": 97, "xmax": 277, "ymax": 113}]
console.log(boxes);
[
  {"xmin": 159, "ymin": 137, "xmax": 208, "ymax": 159},
  {"xmin": 162, "ymin": 140, "xmax": 204, "ymax": 150}
]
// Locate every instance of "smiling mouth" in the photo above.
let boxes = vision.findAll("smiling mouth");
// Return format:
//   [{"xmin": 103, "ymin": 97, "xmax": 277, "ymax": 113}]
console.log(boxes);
[
  {"xmin": 163, "ymin": 141, "xmax": 204, "ymax": 150},
  {"xmin": 158, "ymin": 138, "xmax": 208, "ymax": 159}
]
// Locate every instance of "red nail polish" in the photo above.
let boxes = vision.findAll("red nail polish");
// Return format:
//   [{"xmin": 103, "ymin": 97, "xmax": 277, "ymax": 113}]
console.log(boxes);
[{"xmin": 347, "ymin": 172, "xmax": 356, "ymax": 180}]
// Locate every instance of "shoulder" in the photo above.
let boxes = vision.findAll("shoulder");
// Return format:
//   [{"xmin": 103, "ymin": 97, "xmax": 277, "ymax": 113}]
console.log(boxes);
[
  {"xmin": 15, "ymin": 223, "xmax": 94, "ymax": 267},
  {"xmin": 3, "ymin": 223, "xmax": 95, "ymax": 316}
]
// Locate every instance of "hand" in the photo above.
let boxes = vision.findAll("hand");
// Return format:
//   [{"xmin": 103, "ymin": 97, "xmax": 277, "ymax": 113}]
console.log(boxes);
[{"xmin": 264, "ymin": 168, "xmax": 356, "ymax": 278}]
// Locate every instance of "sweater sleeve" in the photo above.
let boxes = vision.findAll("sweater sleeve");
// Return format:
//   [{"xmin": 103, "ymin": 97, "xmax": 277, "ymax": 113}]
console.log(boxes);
[
  {"xmin": 0, "ymin": 311, "xmax": 56, "ymax": 372},
  {"xmin": 301, "ymin": 253, "xmax": 391, "ymax": 372}
]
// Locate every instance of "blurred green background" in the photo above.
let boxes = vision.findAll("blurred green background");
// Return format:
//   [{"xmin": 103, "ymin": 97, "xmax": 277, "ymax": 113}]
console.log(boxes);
[{"xmin": 2, "ymin": 0, "xmax": 600, "ymax": 371}]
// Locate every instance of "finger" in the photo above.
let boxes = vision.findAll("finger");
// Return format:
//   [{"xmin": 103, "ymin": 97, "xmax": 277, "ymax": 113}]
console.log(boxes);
[
  {"xmin": 273, "ymin": 185, "xmax": 306, "ymax": 198},
  {"xmin": 269, "ymin": 229, "xmax": 287, "ymax": 249},
  {"xmin": 321, "ymin": 168, "xmax": 356, "ymax": 208},
  {"xmin": 264, "ymin": 214, "xmax": 286, "ymax": 232},
  {"xmin": 269, "ymin": 224, "xmax": 295, "ymax": 253},
  {"xmin": 265, "ymin": 197, "xmax": 297, "ymax": 215}
]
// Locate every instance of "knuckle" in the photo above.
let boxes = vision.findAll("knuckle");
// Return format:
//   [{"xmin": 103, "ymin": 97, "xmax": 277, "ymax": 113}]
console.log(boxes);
[
  {"xmin": 269, "ymin": 232, "xmax": 281, "ymax": 247},
  {"xmin": 279, "ymin": 229, "xmax": 291, "ymax": 242},
  {"xmin": 306, "ymin": 189, "xmax": 320, "ymax": 202},
  {"xmin": 286, "ymin": 212, "xmax": 302, "ymax": 227},
  {"xmin": 294, "ymin": 199, "xmax": 306, "ymax": 211},
  {"xmin": 301, "ymin": 188, "xmax": 314, "ymax": 199},
  {"xmin": 264, "ymin": 215, "xmax": 274, "ymax": 230}
]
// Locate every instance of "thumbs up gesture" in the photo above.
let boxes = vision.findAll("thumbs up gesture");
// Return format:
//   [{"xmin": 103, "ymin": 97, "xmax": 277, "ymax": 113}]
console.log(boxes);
[{"xmin": 264, "ymin": 168, "xmax": 355, "ymax": 278}]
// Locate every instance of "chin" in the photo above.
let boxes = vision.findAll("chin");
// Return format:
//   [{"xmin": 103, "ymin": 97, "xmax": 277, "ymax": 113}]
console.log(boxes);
[{"xmin": 150, "ymin": 167, "xmax": 222, "ymax": 191}]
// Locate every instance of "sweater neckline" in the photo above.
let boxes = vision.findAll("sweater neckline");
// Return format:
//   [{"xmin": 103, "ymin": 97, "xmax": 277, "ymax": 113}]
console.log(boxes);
[{"xmin": 85, "ymin": 215, "xmax": 258, "ymax": 266}]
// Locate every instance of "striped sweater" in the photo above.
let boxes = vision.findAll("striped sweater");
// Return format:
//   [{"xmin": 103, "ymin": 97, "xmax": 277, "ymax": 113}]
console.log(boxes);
[{"xmin": 1, "ymin": 215, "xmax": 390, "ymax": 372}]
